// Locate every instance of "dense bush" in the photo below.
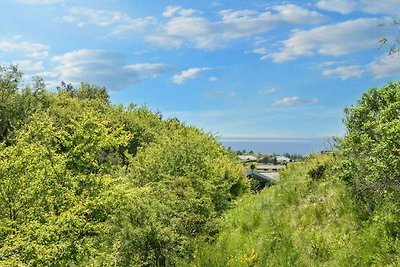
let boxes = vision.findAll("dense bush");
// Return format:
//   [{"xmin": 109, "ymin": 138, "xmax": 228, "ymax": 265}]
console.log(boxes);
[
  {"xmin": 307, "ymin": 154, "xmax": 334, "ymax": 180},
  {"xmin": 339, "ymin": 82, "xmax": 400, "ymax": 231},
  {"xmin": 0, "ymin": 66, "xmax": 249, "ymax": 266}
]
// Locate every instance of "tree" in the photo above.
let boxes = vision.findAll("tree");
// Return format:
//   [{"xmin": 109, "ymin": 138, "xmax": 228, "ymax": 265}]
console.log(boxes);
[
  {"xmin": 56, "ymin": 81, "xmax": 75, "ymax": 96},
  {"xmin": 76, "ymin": 82, "xmax": 110, "ymax": 103},
  {"xmin": 0, "ymin": 66, "xmax": 49, "ymax": 144},
  {"xmin": 338, "ymin": 82, "xmax": 400, "ymax": 238}
]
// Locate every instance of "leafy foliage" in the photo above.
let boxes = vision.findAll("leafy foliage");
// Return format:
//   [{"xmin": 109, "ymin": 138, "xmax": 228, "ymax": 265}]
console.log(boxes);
[
  {"xmin": 339, "ymin": 83, "xmax": 400, "ymax": 217},
  {"xmin": 2, "ymin": 65, "xmax": 399, "ymax": 266},
  {"xmin": 0, "ymin": 66, "xmax": 249, "ymax": 266},
  {"xmin": 0, "ymin": 66, "xmax": 49, "ymax": 144}
]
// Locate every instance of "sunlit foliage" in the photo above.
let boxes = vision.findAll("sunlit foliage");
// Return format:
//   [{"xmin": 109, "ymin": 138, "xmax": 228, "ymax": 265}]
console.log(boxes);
[{"xmin": 0, "ymin": 66, "xmax": 249, "ymax": 266}]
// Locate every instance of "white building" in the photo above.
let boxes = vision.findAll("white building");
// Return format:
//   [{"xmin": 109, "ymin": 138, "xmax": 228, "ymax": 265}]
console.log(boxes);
[
  {"xmin": 276, "ymin": 156, "xmax": 291, "ymax": 164},
  {"xmin": 237, "ymin": 155, "xmax": 258, "ymax": 163}
]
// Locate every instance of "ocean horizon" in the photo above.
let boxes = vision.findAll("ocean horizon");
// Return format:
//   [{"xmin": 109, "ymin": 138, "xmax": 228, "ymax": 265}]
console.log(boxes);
[{"xmin": 219, "ymin": 137, "xmax": 327, "ymax": 156}]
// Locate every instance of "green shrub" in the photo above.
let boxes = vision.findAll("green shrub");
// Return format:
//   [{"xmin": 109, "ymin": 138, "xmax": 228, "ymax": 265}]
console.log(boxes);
[
  {"xmin": 0, "ymin": 66, "xmax": 249, "ymax": 266},
  {"xmin": 306, "ymin": 154, "xmax": 334, "ymax": 180},
  {"xmin": 338, "ymin": 83, "xmax": 400, "ymax": 243}
]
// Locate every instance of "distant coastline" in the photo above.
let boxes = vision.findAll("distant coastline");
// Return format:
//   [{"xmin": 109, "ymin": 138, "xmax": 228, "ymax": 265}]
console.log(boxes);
[{"xmin": 219, "ymin": 137, "xmax": 326, "ymax": 156}]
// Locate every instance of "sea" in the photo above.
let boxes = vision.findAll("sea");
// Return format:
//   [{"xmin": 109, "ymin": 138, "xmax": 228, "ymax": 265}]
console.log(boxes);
[{"xmin": 219, "ymin": 137, "xmax": 327, "ymax": 156}]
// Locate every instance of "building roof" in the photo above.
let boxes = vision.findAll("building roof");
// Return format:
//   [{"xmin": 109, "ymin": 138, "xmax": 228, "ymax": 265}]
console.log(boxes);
[
  {"xmin": 256, "ymin": 165, "xmax": 285, "ymax": 170},
  {"xmin": 260, "ymin": 172, "xmax": 279, "ymax": 181},
  {"xmin": 245, "ymin": 170, "xmax": 277, "ymax": 184},
  {"xmin": 237, "ymin": 155, "xmax": 258, "ymax": 162},
  {"xmin": 276, "ymin": 156, "xmax": 291, "ymax": 162}
]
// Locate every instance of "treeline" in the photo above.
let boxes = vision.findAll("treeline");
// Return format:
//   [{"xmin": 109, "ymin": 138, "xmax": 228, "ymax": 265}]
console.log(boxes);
[
  {"xmin": 189, "ymin": 82, "xmax": 400, "ymax": 266},
  {"xmin": 0, "ymin": 66, "xmax": 249, "ymax": 266}
]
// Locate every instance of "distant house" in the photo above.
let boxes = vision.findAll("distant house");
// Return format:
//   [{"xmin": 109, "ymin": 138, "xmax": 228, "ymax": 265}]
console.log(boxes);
[
  {"xmin": 237, "ymin": 155, "xmax": 258, "ymax": 163},
  {"xmin": 256, "ymin": 165, "xmax": 285, "ymax": 171},
  {"xmin": 276, "ymin": 156, "xmax": 291, "ymax": 164},
  {"xmin": 245, "ymin": 170, "xmax": 276, "ymax": 189}
]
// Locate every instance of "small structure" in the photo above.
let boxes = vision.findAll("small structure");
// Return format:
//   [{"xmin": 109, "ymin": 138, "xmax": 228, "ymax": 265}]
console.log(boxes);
[
  {"xmin": 256, "ymin": 165, "xmax": 286, "ymax": 171},
  {"xmin": 276, "ymin": 156, "xmax": 291, "ymax": 164},
  {"xmin": 245, "ymin": 170, "xmax": 276, "ymax": 189},
  {"xmin": 237, "ymin": 155, "xmax": 258, "ymax": 163}
]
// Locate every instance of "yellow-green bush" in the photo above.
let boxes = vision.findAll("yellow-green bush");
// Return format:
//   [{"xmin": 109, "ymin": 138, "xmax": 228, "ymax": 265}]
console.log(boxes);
[{"xmin": 0, "ymin": 66, "xmax": 249, "ymax": 266}]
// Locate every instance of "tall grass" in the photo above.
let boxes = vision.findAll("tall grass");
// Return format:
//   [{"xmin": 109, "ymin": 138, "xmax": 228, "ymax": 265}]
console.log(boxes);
[{"xmin": 188, "ymin": 154, "xmax": 400, "ymax": 266}]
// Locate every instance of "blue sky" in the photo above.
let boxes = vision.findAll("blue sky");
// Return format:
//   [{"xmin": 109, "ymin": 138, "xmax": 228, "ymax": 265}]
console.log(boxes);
[{"xmin": 1, "ymin": 0, "xmax": 400, "ymax": 138}]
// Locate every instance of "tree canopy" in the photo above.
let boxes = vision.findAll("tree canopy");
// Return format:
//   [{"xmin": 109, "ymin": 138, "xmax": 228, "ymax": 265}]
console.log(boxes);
[{"xmin": 0, "ymin": 65, "xmax": 249, "ymax": 266}]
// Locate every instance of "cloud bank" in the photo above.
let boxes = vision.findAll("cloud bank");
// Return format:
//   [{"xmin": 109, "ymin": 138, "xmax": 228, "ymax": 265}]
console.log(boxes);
[{"xmin": 50, "ymin": 49, "xmax": 173, "ymax": 90}]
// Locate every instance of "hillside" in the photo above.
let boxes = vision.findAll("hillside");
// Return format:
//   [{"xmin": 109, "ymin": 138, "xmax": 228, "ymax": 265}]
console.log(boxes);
[
  {"xmin": 190, "ymin": 154, "xmax": 399, "ymax": 266},
  {"xmin": 190, "ymin": 82, "xmax": 400, "ymax": 266},
  {"xmin": 1, "ymin": 65, "xmax": 400, "ymax": 266}
]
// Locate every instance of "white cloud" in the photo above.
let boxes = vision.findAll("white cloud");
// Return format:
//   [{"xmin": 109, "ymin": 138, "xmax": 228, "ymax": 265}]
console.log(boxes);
[
  {"xmin": 162, "ymin": 6, "xmax": 181, "ymax": 17},
  {"xmin": 316, "ymin": 0, "xmax": 357, "ymax": 14},
  {"xmin": 322, "ymin": 65, "xmax": 365, "ymax": 80},
  {"xmin": 162, "ymin": 6, "xmax": 200, "ymax": 18},
  {"xmin": 316, "ymin": 0, "xmax": 400, "ymax": 15},
  {"xmin": 64, "ymin": 7, "xmax": 130, "ymax": 27},
  {"xmin": 0, "ymin": 39, "xmax": 49, "ymax": 59},
  {"xmin": 111, "ymin": 17, "xmax": 156, "ymax": 36},
  {"xmin": 274, "ymin": 96, "xmax": 318, "ymax": 106},
  {"xmin": 36, "ymin": 71, "xmax": 59, "ymax": 81},
  {"xmin": 369, "ymin": 54, "xmax": 400, "ymax": 79},
  {"xmin": 319, "ymin": 61, "xmax": 339, "ymax": 67},
  {"xmin": 266, "ymin": 18, "xmax": 385, "ymax": 62},
  {"xmin": 253, "ymin": 47, "xmax": 267, "ymax": 55},
  {"xmin": 204, "ymin": 90, "xmax": 236, "ymax": 98},
  {"xmin": 15, "ymin": 0, "xmax": 63, "ymax": 4},
  {"xmin": 360, "ymin": 0, "xmax": 400, "ymax": 15},
  {"xmin": 50, "ymin": 49, "xmax": 173, "ymax": 90},
  {"xmin": 148, "ymin": 4, "xmax": 325, "ymax": 50},
  {"xmin": 123, "ymin": 63, "xmax": 175, "ymax": 78},
  {"xmin": 12, "ymin": 60, "xmax": 44, "ymax": 72},
  {"xmin": 270, "ymin": 5, "xmax": 324, "ymax": 24},
  {"xmin": 144, "ymin": 34, "xmax": 183, "ymax": 49},
  {"xmin": 63, "ymin": 7, "xmax": 156, "ymax": 36},
  {"xmin": 208, "ymin": 76, "xmax": 218, "ymax": 82},
  {"xmin": 172, "ymin": 67, "xmax": 211, "ymax": 84},
  {"xmin": 320, "ymin": 54, "xmax": 400, "ymax": 80}
]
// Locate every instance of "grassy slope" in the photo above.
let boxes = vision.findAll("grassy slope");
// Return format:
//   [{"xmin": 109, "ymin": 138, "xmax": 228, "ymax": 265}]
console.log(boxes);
[{"xmin": 189, "ymin": 155, "xmax": 399, "ymax": 266}]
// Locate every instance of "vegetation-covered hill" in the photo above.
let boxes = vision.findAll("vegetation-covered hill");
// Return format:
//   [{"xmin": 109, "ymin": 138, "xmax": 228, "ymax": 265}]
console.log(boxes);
[
  {"xmin": 0, "ymin": 66, "xmax": 249, "ymax": 266},
  {"xmin": 190, "ymin": 154, "xmax": 399, "ymax": 266},
  {"xmin": 1, "ymin": 65, "xmax": 399, "ymax": 266},
  {"xmin": 190, "ymin": 82, "xmax": 400, "ymax": 266}
]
